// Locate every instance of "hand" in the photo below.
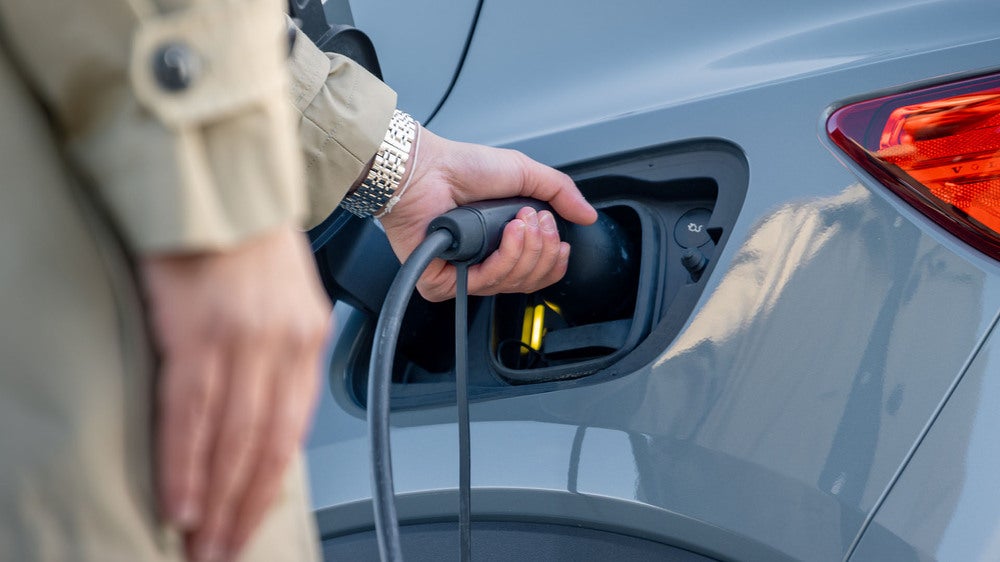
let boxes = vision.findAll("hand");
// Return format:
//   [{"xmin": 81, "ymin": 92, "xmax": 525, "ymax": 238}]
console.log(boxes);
[
  {"xmin": 379, "ymin": 126, "xmax": 598, "ymax": 302},
  {"xmin": 140, "ymin": 226, "xmax": 331, "ymax": 562}
]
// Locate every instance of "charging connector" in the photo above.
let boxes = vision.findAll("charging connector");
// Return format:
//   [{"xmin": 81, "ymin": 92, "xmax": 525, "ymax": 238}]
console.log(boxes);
[{"xmin": 427, "ymin": 198, "xmax": 555, "ymax": 264}]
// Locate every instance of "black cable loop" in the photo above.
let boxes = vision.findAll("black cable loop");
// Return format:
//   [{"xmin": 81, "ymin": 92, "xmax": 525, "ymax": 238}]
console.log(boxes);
[{"xmin": 368, "ymin": 229, "xmax": 454, "ymax": 562}]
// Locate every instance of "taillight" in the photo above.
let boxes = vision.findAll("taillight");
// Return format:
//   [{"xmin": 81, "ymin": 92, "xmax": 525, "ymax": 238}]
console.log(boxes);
[{"xmin": 828, "ymin": 73, "xmax": 1000, "ymax": 260}]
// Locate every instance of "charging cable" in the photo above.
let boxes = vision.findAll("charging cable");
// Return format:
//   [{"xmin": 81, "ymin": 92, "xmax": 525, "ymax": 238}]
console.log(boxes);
[{"xmin": 367, "ymin": 198, "xmax": 554, "ymax": 562}]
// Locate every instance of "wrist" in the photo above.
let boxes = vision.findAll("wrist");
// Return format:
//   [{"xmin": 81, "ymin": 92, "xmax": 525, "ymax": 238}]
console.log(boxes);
[{"xmin": 375, "ymin": 121, "xmax": 420, "ymax": 218}]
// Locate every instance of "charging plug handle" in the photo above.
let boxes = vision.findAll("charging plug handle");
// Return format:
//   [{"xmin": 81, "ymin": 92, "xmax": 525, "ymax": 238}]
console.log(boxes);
[{"xmin": 428, "ymin": 198, "xmax": 554, "ymax": 264}]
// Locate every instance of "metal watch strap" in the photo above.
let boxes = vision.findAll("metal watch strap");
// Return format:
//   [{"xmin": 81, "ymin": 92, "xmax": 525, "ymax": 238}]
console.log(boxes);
[{"xmin": 340, "ymin": 110, "xmax": 417, "ymax": 217}]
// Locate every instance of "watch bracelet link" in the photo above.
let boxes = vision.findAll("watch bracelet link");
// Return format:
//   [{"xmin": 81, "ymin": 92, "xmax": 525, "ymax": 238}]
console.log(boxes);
[{"xmin": 339, "ymin": 109, "xmax": 417, "ymax": 217}]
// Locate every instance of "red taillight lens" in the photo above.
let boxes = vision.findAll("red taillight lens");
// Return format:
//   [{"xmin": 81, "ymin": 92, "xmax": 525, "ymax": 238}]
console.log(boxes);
[{"xmin": 828, "ymin": 73, "xmax": 1000, "ymax": 260}]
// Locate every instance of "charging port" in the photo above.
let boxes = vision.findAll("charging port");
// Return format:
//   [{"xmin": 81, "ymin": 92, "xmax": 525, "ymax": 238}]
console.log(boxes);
[{"xmin": 331, "ymin": 140, "xmax": 747, "ymax": 410}]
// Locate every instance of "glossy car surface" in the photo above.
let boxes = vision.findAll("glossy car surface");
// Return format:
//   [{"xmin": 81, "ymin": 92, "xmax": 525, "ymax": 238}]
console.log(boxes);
[{"xmin": 307, "ymin": 1, "xmax": 1000, "ymax": 560}]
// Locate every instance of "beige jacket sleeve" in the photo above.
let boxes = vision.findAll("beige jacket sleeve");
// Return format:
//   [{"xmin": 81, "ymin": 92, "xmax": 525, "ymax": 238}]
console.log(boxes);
[
  {"xmin": 285, "ymin": 24, "xmax": 396, "ymax": 229},
  {"xmin": 0, "ymin": 0, "xmax": 304, "ymax": 252}
]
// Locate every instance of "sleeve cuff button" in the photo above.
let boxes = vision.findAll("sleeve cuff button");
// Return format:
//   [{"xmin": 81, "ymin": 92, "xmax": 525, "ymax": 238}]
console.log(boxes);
[{"xmin": 152, "ymin": 42, "xmax": 200, "ymax": 92}]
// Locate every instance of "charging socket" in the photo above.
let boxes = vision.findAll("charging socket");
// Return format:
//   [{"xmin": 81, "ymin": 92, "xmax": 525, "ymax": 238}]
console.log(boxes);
[{"xmin": 491, "ymin": 201, "xmax": 661, "ymax": 382}]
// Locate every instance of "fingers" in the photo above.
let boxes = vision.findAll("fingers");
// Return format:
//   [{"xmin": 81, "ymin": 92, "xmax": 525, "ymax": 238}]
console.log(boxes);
[
  {"xmin": 157, "ymin": 340, "xmax": 222, "ymax": 531},
  {"xmin": 414, "ymin": 207, "xmax": 570, "ymax": 300},
  {"xmin": 185, "ymin": 313, "xmax": 328, "ymax": 561},
  {"xmin": 471, "ymin": 210, "xmax": 528, "ymax": 294},
  {"xmin": 188, "ymin": 332, "xmax": 272, "ymax": 562},
  {"xmin": 521, "ymin": 215, "xmax": 571, "ymax": 292},
  {"xmin": 224, "ymin": 320, "xmax": 325, "ymax": 557}
]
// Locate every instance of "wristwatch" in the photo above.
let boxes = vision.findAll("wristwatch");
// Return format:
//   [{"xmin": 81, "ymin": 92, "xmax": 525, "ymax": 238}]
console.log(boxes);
[{"xmin": 339, "ymin": 109, "xmax": 417, "ymax": 217}]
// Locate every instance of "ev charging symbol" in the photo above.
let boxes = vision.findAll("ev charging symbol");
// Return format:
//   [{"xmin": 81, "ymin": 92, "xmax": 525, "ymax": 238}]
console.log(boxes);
[{"xmin": 675, "ymin": 208, "xmax": 713, "ymax": 248}]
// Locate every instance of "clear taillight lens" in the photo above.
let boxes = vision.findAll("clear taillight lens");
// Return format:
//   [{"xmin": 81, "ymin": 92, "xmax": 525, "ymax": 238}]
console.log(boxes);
[{"xmin": 828, "ymin": 73, "xmax": 1000, "ymax": 260}]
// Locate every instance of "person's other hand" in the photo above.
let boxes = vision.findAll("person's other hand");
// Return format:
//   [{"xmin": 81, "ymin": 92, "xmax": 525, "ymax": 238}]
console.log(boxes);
[
  {"xmin": 379, "ymin": 127, "xmax": 598, "ymax": 302},
  {"xmin": 140, "ymin": 226, "xmax": 331, "ymax": 562}
]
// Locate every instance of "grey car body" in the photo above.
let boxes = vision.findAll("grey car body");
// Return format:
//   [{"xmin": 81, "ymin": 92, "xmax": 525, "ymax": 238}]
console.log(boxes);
[{"xmin": 306, "ymin": 1, "xmax": 1000, "ymax": 560}]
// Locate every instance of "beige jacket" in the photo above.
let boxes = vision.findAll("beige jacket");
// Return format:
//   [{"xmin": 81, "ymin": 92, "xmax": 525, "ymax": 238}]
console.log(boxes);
[
  {"xmin": 0, "ymin": 0, "xmax": 395, "ymax": 252},
  {"xmin": 0, "ymin": 1, "xmax": 394, "ymax": 558}
]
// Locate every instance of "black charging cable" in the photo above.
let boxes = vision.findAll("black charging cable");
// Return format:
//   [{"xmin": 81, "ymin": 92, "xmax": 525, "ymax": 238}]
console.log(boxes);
[
  {"xmin": 368, "ymin": 228, "xmax": 452, "ymax": 562},
  {"xmin": 368, "ymin": 198, "xmax": 555, "ymax": 562},
  {"xmin": 454, "ymin": 261, "xmax": 472, "ymax": 562}
]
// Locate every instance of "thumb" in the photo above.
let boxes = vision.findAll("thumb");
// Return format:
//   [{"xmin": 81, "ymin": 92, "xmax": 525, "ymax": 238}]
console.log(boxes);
[{"xmin": 511, "ymin": 154, "xmax": 597, "ymax": 226}]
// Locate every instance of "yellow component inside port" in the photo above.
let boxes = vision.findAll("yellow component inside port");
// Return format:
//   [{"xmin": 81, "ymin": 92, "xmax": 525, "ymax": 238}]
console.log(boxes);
[
  {"xmin": 521, "ymin": 304, "xmax": 548, "ymax": 353},
  {"xmin": 520, "ymin": 300, "xmax": 562, "ymax": 354},
  {"xmin": 530, "ymin": 305, "xmax": 545, "ymax": 351}
]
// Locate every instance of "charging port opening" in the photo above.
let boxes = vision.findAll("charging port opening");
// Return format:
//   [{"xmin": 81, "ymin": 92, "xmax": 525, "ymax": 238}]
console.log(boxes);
[{"xmin": 491, "ymin": 202, "xmax": 654, "ymax": 383}]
